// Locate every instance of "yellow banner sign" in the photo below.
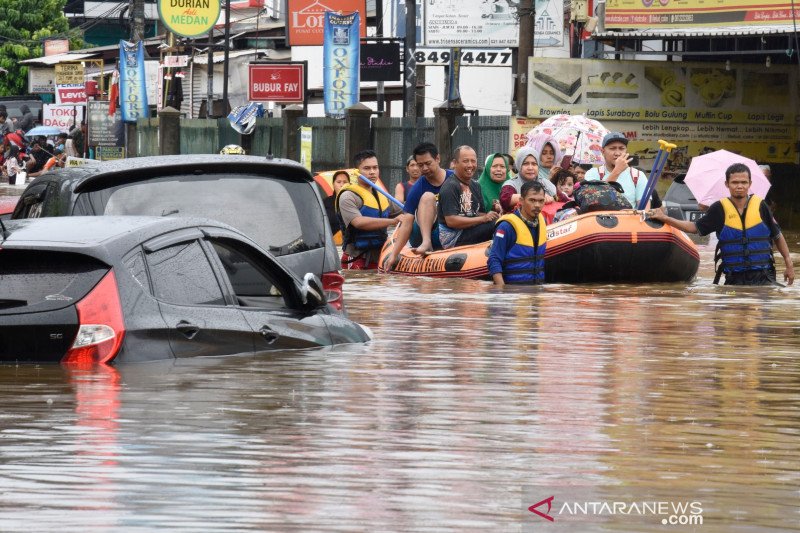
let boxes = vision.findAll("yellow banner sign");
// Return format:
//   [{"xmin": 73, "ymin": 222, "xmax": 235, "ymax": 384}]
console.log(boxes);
[
  {"xmin": 606, "ymin": 0, "xmax": 794, "ymax": 29},
  {"xmin": 528, "ymin": 58, "xmax": 798, "ymax": 126},
  {"xmin": 55, "ymin": 63, "xmax": 84, "ymax": 85},
  {"xmin": 158, "ymin": 0, "xmax": 220, "ymax": 38}
]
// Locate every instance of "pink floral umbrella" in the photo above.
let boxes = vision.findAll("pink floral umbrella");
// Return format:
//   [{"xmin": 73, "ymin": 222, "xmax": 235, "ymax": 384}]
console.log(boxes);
[
  {"xmin": 526, "ymin": 114, "xmax": 609, "ymax": 165},
  {"xmin": 684, "ymin": 150, "xmax": 771, "ymax": 206}
]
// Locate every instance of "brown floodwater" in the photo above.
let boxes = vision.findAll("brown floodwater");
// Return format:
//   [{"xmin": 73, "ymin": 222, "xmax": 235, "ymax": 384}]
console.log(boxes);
[{"xmin": 0, "ymin": 235, "xmax": 798, "ymax": 532}]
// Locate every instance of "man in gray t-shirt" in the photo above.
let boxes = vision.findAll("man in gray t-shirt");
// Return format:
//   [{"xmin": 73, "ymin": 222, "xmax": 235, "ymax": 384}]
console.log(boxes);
[{"xmin": 336, "ymin": 150, "xmax": 402, "ymax": 269}]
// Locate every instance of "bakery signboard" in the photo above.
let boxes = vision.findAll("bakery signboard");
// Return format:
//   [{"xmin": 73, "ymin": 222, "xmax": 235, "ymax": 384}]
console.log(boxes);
[
  {"xmin": 527, "ymin": 58, "xmax": 798, "ymax": 165},
  {"xmin": 606, "ymin": 0, "xmax": 794, "ymax": 30},
  {"xmin": 421, "ymin": 0, "xmax": 562, "ymax": 48},
  {"xmin": 528, "ymin": 58, "xmax": 797, "ymax": 125}
]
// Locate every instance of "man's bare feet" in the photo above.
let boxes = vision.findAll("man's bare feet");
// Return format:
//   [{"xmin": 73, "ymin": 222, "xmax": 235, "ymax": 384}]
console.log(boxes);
[{"xmin": 411, "ymin": 242, "xmax": 433, "ymax": 256}]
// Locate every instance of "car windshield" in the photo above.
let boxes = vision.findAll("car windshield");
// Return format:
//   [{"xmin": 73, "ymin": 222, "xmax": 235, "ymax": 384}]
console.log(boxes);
[{"xmin": 80, "ymin": 174, "xmax": 326, "ymax": 255}]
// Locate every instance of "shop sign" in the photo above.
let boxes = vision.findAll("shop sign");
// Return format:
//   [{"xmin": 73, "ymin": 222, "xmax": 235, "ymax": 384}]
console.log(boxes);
[
  {"xmin": 248, "ymin": 63, "xmax": 306, "ymax": 103},
  {"xmin": 606, "ymin": 0, "xmax": 795, "ymax": 30},
  {"xmin": 360, "ymin": 42, "xmax": 400, "ymax": 82},
  {"xmin": 158, "ymin": 0, "xmax": 220, "ymax": 37},
  {"xmin": 287, "ymin": 0, "xmax": 366, "ymax": 46}
]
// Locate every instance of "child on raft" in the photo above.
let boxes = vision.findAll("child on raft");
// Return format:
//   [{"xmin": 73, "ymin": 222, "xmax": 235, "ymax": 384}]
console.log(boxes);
[{"xmin": 551, "ymin": 167, "xmax": 577, "ymax": 203}]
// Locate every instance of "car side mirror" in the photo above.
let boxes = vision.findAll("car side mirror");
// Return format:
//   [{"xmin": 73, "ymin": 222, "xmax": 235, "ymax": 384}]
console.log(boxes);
[{"xmin": 300, "ymin": 272, "xmax": 327, "ymax": 308}]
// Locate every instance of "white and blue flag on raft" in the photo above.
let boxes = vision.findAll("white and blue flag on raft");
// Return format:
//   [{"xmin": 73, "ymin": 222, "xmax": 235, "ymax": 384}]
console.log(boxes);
[{"xmin": 323, "ymin": 11, "xmax": 360, "ymax": 119}]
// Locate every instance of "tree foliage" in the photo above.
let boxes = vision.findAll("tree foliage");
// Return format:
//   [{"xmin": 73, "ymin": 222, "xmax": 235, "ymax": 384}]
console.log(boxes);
[{"xmin": 0, "ymin": 0, "xmax": 83, "ymax": 95}]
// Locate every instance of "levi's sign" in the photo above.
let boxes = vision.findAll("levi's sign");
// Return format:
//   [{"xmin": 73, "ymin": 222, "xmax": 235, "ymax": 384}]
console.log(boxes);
[
  {"xmin": 248, "ymin": 63, "xmax": 305, "ymax": 103},
  {"xmin": 56, "ymin": 84, "xmax": 86, "ymax": 104}
]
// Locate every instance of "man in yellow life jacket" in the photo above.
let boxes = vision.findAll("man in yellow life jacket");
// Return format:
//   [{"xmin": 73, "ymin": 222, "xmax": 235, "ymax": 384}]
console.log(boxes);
[
  {"xmin": 488, "ymin": 180, "xmax": 547, "ymax": 286},
  {"xmin": 650, "ymin": 162, "xmax": 794, "ymax": 286},
  {"xmin": 335, "ymin": 150, "xmax": 403, "ymax": 270}
]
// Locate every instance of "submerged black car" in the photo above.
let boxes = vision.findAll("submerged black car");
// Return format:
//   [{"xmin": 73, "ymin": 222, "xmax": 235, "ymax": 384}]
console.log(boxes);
[
  {"xmin": 11, "ymin": 155, "xmax": 346, "ymax": 310},
  {"xmin": 0, "ymin": 216, "xmax": 371, "ymax": 365}
]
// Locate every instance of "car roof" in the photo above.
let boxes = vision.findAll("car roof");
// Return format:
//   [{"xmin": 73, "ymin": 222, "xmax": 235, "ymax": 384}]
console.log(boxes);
[
  {"xmin": 29, "ymin": 154, "xmax": 314, "ymax": 193},
  {"xmin": 1, "ymin": 216, "xmax": 258, "ymax": 264}
]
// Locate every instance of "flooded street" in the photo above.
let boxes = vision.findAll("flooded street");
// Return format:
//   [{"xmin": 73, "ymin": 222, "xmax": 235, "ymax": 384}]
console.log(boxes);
[{"xmin": 1, "ymin": 236, "xmax": 799, "ymax": 531}]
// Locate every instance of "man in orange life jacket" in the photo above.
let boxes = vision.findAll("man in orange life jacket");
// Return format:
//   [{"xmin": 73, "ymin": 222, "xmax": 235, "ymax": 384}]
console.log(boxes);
[
  {"xmin": 336, "ymin": 150, "xmax": 402, "ymax": 270},
  {"xmin": 650, "ymin": 162, "xmax": 794, "ymax": 286},
  {"xmin": 488, "ymin": 180, "xmax": 547, "ymax": 286}
]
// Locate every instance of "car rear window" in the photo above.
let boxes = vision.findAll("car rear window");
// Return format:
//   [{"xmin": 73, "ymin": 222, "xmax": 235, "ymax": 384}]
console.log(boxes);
[
  {"xmin": 0, "ymin": 250, "xmax": 108, "ymax": 314},
  {"xmin": 80, "ymin": 174, "xmax": 326, "ymax": 256}
]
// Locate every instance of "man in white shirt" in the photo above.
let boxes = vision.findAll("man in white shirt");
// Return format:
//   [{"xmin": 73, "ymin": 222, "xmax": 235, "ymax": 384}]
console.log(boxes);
[{"xmin": 584, "ymin": 132, "xmax": 648, "ymax": 208}]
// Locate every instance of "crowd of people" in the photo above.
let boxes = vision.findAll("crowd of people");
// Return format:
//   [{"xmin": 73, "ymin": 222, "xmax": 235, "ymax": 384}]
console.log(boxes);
[
  {"xmin": 332, "ymin": 131, "xmax": 793, "ymax": 288},
  {"xmin": 0, "ymin": 105, "xmax": 80, "ymax": 184}
]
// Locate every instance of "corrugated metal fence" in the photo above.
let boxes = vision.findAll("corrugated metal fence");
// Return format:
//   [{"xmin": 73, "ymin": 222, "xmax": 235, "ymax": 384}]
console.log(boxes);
[{"xmin": 135, "ymin": 115, "xmax": 512, "ymax": 188}]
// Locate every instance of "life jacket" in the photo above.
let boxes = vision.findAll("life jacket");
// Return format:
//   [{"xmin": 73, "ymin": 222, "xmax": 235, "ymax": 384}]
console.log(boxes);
[
  {"xmin": 335, "ymin": 183, "xmax": 390, "ymax": 252},
  {"xmin": 495, "ymin": 212, "xmax": 547, "ymax": 284},
  {"xmin": 715, "ymin": 195, "xmax": 773, "ymax": 282}
]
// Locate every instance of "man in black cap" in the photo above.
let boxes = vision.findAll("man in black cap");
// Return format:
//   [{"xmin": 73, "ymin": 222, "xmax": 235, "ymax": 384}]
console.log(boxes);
[{"xmin": 584, "ymin": 132, "xmax": 649, "ymax": 208}]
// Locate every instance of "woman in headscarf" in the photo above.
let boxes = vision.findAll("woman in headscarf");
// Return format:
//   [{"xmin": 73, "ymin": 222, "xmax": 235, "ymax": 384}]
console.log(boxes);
[
  {"xmin": 499, "ymin": 146, "xmax": 556, "ymax": 213},
  {"xmin": 527, "ymin": 133, "xmax": 562, "ymax": 195},
  {"xmin": 477, "ymin": 153, "xmax": 512, "ymax": 213}
]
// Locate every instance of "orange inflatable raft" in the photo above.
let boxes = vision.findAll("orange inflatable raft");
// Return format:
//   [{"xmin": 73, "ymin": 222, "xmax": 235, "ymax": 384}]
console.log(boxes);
[{"xmin": 378, "ymin": 210, "xmax": 700, "ymax": 283}]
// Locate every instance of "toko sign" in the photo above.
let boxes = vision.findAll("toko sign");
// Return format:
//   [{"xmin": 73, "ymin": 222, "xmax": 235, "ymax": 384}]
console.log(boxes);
[{"xmin": 248, "ymin": 63, "xmax": 306, "ymax": 103}]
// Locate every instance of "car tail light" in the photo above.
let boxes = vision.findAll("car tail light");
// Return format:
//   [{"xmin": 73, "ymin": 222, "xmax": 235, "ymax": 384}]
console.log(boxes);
[
  {"xmin": 62, "ymin": 270, "xmax": 126, "ymax": 365},
  {"xmin": 322, "ymin": 271, "xmax": 345, "ymax": 311}
]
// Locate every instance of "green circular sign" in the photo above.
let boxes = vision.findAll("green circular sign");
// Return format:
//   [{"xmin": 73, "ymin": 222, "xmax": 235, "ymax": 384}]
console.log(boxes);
[{"xmin": 158, "ymin": 0, "xmax": 221, "ymax": 38}]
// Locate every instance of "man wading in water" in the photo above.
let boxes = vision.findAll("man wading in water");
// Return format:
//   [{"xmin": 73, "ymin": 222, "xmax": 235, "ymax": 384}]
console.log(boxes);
[{"xmin": 650, "ymin": 163, "xmax": 794, "ymax": 286}]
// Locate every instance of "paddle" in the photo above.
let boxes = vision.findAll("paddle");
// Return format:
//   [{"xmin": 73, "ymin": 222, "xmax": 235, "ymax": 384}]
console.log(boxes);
[
  {"xmin": 637, "ymin": 139, "xmax": 677, "ymax": 211},
  {"xmin": 358, "ymin": 174, "xmax": 405, "ymax": 210}
]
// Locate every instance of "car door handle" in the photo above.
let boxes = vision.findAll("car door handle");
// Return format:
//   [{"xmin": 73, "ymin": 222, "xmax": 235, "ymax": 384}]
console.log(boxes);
[
  {"xmin": 176, "ymin": 321, "xmax": 200, "ymax": 339},
  {"xmin": 259, "ymin": 326, "xmax": 279, "ymax": 345}
]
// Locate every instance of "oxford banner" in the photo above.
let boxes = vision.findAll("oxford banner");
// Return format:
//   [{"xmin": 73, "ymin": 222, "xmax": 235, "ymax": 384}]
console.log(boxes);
[
  {"xmin": 323, "ymin": 11, "xmax": 360, "ymax": 119},
  {"xmin": 527, "ymin": 57, "xmax": 798, "ymax": 165},
  {"xmin": 119, "ymin": 40, "xmax": 150, "ymax": 123}
]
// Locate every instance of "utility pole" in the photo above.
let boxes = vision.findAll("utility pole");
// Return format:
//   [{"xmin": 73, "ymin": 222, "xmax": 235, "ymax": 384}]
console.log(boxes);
[
  {"xmin": 207, "ymin": 29, "xmax": 215, "ymax": 118},
  {"xmin": 514, "ymin": 0, "xmax": 534, "ymax": 117},
  {"xmin": 131, "ymin": 0, "xmax": 145, "ymax": 41},
  {"xmin": 222, "ymin": 0, "xmax": 231, "ymax": 114},
  {"xmin": 403, "ymin": 0, "xmax": 416, "ymax": 118},
  {"xmin": 375, "ymin": 0, "xmax": 384, "ymax": 114}
]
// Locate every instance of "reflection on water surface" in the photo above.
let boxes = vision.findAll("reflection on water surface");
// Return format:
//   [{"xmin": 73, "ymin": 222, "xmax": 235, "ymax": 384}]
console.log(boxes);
[{"xmin": 0, "ymin": 237, "xmax": 798, "ymax": 531}]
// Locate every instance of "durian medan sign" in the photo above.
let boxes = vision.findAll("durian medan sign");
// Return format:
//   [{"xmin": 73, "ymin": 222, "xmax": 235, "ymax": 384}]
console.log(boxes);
[{"xmin": 158, "ymin": 0, "xmax": 220, "ymax": 37}]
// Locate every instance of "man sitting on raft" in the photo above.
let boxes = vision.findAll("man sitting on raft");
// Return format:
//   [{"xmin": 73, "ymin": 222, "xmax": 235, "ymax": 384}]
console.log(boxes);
[
  {"xmin": 489, "ymin": 181, "xmax": 547, "ymax": 286},
  {"xmin": 438, "ymin": 145, "xmax": 500, "ymax": 249},
  {"xmin": 584, "ymin": 132, "xmax": 649, "ymax": 208},
  {"xmin": 383, "ymin": 142, "xmax": 454, "ymax": 269}
]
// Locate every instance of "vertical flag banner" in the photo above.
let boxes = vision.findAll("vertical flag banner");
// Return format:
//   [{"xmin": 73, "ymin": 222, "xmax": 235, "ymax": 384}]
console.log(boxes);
[
  {"xmin": 323, "ymin": 11, "xmax": 360, "ymax": 119},
  {"xmin": 447, "ymin": 47, "xmax": 462, "ymax": 105},
  {"xmin": 119, "ymin": 40, "xmax": 150, "ymax": 123}
]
